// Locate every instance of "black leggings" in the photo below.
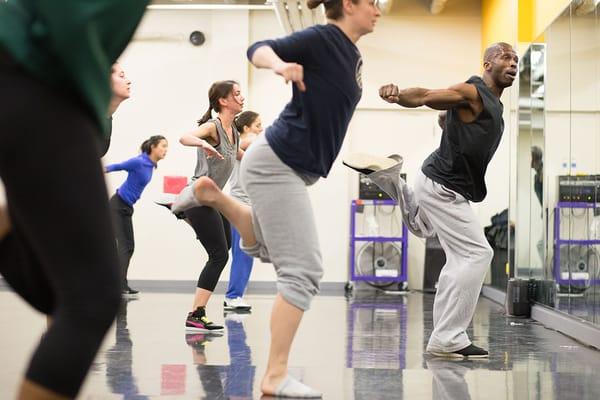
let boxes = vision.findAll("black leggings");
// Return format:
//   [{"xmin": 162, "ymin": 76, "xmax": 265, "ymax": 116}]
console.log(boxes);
[
  {"xmin": 0, "ymin": 51, "xmax": 121, "ymax": 397},
  {"xmin": 185, "ymin": 206, "xmax": 231, "ymax": 291},
  {"xmin": 110, "ymin": 193, "xmax": 135, "ymax": 287}
]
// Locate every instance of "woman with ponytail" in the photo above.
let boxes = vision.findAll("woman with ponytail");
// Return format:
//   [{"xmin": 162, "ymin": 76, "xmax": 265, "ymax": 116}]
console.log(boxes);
[
  {"xmin": 171, "ymin": 0, "xmax": 381, "ymax": 396},
  {"xmin": 106, "ymin": 135, "xmax": 168, "ymax": 296},
  {"xmin": 170, "ymin": 80, "xmax": 245, "ymax": 333}
]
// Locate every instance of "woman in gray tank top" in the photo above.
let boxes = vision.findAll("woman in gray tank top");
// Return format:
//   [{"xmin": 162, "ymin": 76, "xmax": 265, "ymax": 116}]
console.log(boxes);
[{"xmin": 171, "ymin": 80, "xmax": 244, "ymax": 332}]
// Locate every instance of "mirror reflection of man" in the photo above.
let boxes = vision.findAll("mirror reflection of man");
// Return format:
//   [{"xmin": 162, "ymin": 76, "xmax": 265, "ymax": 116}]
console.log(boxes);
[
  {"xmin": 531, "ymin": 146, "xmax": 543, "ymax": 209},
  {"xmin": 531, "ymin": 145, "xmax": 544, "ymax": 265}
]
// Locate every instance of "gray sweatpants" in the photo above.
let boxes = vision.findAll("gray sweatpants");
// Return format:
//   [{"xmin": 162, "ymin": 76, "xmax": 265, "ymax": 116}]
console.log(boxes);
[
  {"xmin": 369, "ymin": 165, "xmax": 493, "ymax": 352},
  {"xmin": 239, "ymin": 135, "xmax": 322, "ymax": 311}
]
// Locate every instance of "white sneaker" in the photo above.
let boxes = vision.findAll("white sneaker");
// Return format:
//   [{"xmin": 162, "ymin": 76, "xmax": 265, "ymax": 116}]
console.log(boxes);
[
  {"xmin": 223, "ymin": 297, "xmax": 252, "ymax": 311},
  {"xmin": 343, "ymin": 153, "xmax": 402, "ymax": 175}
]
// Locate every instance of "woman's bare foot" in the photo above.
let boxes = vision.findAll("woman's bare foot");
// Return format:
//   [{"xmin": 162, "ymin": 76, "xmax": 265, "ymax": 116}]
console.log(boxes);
[
  {"xmin": 192, "ymin": 176, "xmax": 223, "ymax": 206},
  {"xmin": 261, "ymin": 372, "xmax": 286, "ymax": 397},
  {"xmin": 19, "ymin": 379, "xmax": 69, "ymax": 400}
]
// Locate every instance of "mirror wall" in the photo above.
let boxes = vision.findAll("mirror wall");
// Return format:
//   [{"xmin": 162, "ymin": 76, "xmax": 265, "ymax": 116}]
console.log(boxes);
[{"xmin": 513, "ymin": 0, "xmax": 600, "ymax": 325}]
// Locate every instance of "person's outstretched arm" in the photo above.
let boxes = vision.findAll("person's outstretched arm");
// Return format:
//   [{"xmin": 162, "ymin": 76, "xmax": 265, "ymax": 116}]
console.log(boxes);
[
  {"xmin": 105, "ymin": 157, "xmax": 142, "ymax": 173},
  {"xmin": 379, "ymin": 82, "xmax": 479, "ymax": 111}
]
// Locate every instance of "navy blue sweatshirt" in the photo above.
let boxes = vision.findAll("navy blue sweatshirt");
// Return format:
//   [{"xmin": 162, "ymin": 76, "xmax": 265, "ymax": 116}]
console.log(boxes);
[{"xmin": 247, "ymin": 24, "xmax": 363, "ymax": 178}]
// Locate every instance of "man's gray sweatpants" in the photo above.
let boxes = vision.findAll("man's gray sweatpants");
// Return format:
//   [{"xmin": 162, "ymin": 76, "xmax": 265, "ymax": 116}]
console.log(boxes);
[
  {"xmin": 239, "ymin": 135, "xmax": 322, "ymax": 311},
  {"xmin": 369, "ymin": 163, "xmax": 493, "ymax": 352}
]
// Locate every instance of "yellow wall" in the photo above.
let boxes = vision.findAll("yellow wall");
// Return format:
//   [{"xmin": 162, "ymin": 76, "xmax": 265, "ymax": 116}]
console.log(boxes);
[
  {"xmin": 518, "ymin": 0, "xmax": 571, "ymax": 42},
  {"xmin": 481, "ymin": 0, "xmax": 517, "ymax": 55},
  {"xmin": 518, "ymin": 0, "xmax": 533, "ymax": 42},
  {"xmin": 483, "ymin": 0, "xmax": 570, "ymax": 55}
]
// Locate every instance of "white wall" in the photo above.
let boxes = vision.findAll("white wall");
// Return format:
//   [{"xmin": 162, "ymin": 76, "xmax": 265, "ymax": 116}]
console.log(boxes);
[{"xmin": 102, "ymin": 0, "xmax": 510, "ymax": 289}]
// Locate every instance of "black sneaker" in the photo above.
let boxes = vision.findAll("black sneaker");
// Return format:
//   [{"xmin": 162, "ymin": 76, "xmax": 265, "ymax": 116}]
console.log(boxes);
[
  {"xmin": 126, "ymin": 285, "xmax": 139, "ymax": 294},
  {"xmin": 155, "ymin": 200, "xmax": 186, "ymax": 219},
  {"xmin": 154, "ymin": 200, "xmax": 172, "ymax": 211},
  {"xmin": 342, "ymin": 153, "xmax": 402, "ymax": 175},
  {"xmin": 429, "ymin": 344, "xmax": 489, "ymax": 359},
  {"xmin": 122, "ymin": 286, "xmax": 139, "ymax": 298},
  {"xmin": 185, "ymin": 307, "xmax": 224, "ymax": 332}
]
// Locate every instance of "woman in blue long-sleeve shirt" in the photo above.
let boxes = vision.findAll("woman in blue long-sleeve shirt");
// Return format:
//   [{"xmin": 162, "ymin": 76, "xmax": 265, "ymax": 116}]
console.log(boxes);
[{"xmin": 106, "ymin": 135, "xmax": 168, "ymax": 296}]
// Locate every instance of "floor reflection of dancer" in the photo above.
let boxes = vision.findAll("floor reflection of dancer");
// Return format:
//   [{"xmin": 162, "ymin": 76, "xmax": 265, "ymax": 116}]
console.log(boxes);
[
  {"xmin": 185, "ymin": 314, "xmax": 254, "ymax": 399},
  {"xmin": 185, "ymin": 333, "xmax": 224, "ymax": 398},
  {"xmin": 105, "ymin": 299, "xmax": 149, "ymax": 400},
  {"xmin": 224, "ymin": 314, "xmax": 255, "ymax": 399},
  {"xmin": 427, "ymin": 359, "xmax": 472, "ymax": 400}
]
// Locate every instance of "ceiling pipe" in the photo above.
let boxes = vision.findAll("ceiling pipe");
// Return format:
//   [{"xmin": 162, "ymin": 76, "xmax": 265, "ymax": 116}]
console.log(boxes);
[
  {"xmin": 573, "ymin": 0, "xmax": 598, "ymax": 16},
  {"xmin": 271, "ymin": 0, "xmax": 325, "ymax": 34},
  {"xmin": 430, "ymin": 0, "xmax": 449, "ymax": 15}
]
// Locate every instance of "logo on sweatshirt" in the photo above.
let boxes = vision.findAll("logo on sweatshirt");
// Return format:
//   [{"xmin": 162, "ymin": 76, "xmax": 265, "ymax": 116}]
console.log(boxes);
[{"xmin": 355, "ymin": 56, "xmax": 363, "ymax": 90}]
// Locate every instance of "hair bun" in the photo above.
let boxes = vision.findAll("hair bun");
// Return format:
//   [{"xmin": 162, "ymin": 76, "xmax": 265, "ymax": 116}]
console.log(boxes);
[{"xmin": 306, "ymin": 0, "xmax": 324, "ymax": 10}]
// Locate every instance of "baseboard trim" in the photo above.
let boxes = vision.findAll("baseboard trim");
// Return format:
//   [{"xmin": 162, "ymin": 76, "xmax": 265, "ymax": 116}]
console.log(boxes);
[
  {"xmin": 124, "ymin": 280, "xmax": 346, "ymax": 295},
  {"xmin": 482, "ymin": 284, "xmax": 600, "ymax": 350},
  {"xmin": 481, "ymin": 285, "xmax": 506, "ymax": 305},
  {"xmin": 531, "ymin": 303, "xmax": 600, "ymax": 350},
  {"xmin": 0, "ymin": 277, "xmax": 346, "ymax": 295}
]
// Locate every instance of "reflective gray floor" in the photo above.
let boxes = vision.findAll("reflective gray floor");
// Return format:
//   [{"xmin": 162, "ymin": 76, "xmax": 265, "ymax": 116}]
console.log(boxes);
[
  {"xmin": 555, "ymin": 289, "xmax": 600, "ymax": 325},
  {"xmin": 1, "ymin": 290, "xmax": 600, "ymax": 399}
]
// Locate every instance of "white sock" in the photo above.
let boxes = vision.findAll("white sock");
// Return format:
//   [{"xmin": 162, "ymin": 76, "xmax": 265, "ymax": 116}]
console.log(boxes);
[
  {"xmin": 172, "ymin": 185, "xmax": 202, "ymax": 214},
  {"xmin": 274, "ymin": 375, "xmax": 322, "ymax": 398}
]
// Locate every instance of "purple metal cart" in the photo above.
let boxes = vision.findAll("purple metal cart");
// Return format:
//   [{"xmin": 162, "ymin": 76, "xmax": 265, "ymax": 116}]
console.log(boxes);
[
  {"xmin": 553, "ymin": 202, "xmax": 600, "ymax": 285},
  {"xmin": 347, "ymin": 199, "xmax": 408, "ymax": 292}
]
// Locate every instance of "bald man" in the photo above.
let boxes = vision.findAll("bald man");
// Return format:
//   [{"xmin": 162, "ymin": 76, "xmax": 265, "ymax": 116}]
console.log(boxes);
[{"xmin": 344, "ymin": 42, "xmax": 519, "ymax": 359}]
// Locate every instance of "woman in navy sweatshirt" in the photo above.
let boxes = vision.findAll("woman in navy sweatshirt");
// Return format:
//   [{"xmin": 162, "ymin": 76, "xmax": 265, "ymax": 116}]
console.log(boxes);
[
  {"xmin": 173, "ymin": 0, "xmax": 381, "ymax": 396},
  {"xmin": 106, "ymin": 135, "xmax": 168, "ymax": 296}
]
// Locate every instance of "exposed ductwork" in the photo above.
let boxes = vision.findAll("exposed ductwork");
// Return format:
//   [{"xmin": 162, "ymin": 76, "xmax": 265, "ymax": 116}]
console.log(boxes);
[
  {"xmin": 430, "ymin": 0, "xmax": 449, "ymax": 15},
  {"xmin": 573, "ymin": 0, "xmax": 600, "ymax": 16},
  {"xmin": 271, "ymin": 0, "xmax": 325, "ymax": 34}
]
